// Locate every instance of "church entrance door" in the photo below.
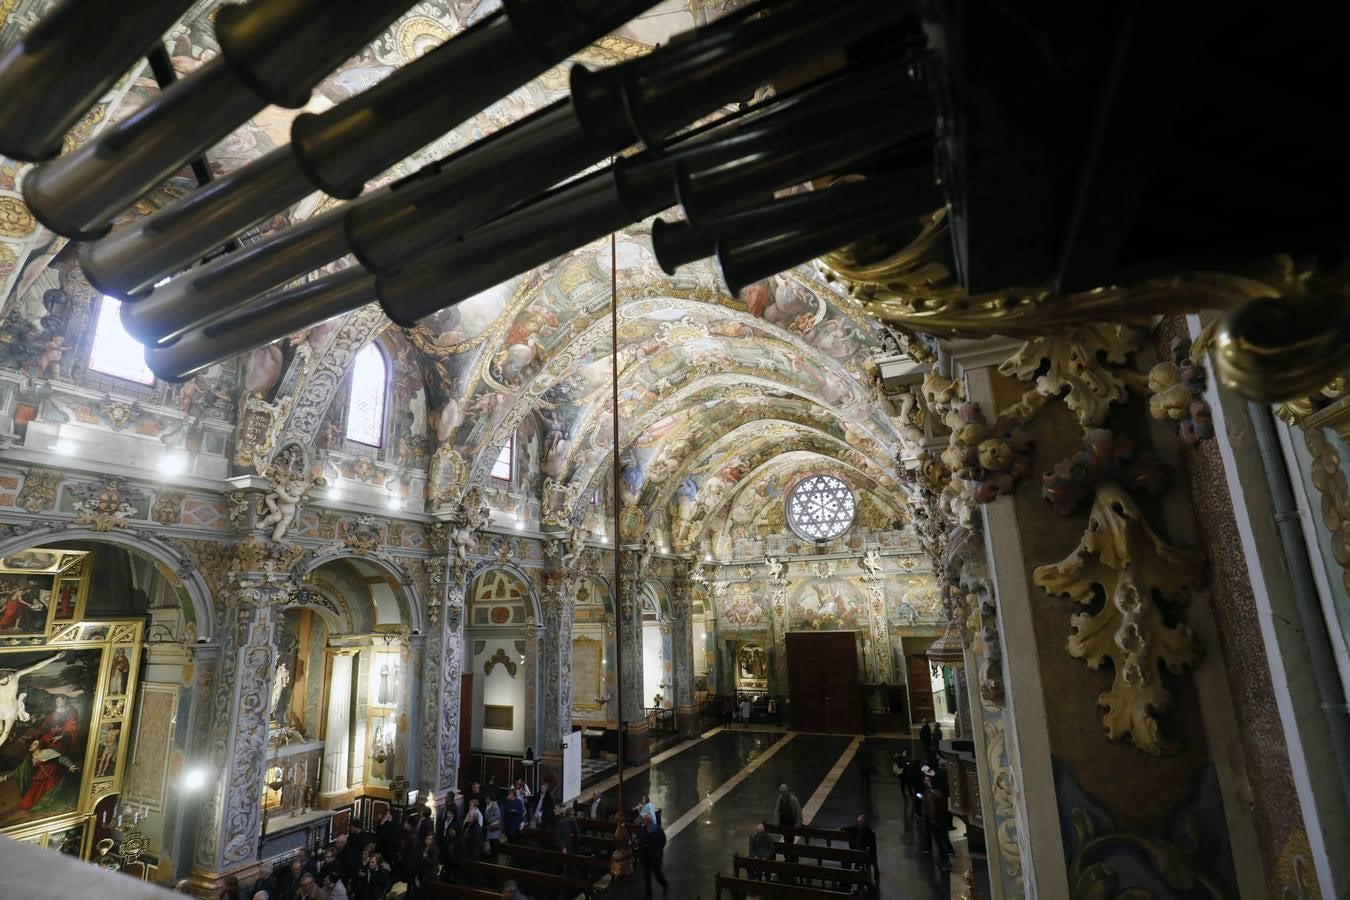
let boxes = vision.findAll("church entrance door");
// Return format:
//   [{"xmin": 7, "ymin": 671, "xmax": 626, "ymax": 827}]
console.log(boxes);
[{"xmin": 785, "ymin": 631, "xmax": 863, "ymax": 733}]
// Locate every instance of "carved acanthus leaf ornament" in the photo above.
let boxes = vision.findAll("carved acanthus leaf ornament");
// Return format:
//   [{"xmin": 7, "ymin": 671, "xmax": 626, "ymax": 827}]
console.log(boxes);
[{"xmin": 1035, "ymin": 431, "xmax": 1204, "ymax": 755}]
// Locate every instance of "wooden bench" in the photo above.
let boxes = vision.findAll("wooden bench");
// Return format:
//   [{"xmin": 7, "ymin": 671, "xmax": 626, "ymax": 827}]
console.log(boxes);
[
  {"xmin": 461, "ymin": 859, "xmax": 600, "ymax": 900},
  {"xmin": 772, "ymin": 841, "xmax": 870, "ymax": 868},
  {"xmin": 733, "ymin": 854, "xmax": 875, "ymax": 894},
  {"xmin": 495, "ymin": 842, "xmax": 611, "ymax": 878},
  {"xmin": 421, "ymin": 882, "xmax": 500, "ymax": 900},
  {"xmin": 522, "ymin": 827, "xmax": 617, "ymax": 853},
  {"xmin": 715, "ymin": 872, "xmax": 854, "ymax": 899},
  {"xmin": 763, "ymin": 822, "xmax": 853, "ymax": 847}
]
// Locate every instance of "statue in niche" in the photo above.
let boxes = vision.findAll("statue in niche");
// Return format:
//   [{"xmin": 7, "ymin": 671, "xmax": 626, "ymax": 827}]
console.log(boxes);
[
  {"xmin": 377, "ymin": 660, "xmax": 400, "ymax": 706},
  {"xmin": 270, "ymin": 663, "xmax": 290, "ymax": 723},
  {"xmin": 861, "ymin": 548, "xmax": 883, "ymax": 577}
]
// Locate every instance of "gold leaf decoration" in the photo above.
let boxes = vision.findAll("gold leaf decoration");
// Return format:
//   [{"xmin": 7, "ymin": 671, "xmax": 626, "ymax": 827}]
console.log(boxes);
[{"xmin": 1034, "ymin": 483, "xmax": 1203, "ymax": 754}]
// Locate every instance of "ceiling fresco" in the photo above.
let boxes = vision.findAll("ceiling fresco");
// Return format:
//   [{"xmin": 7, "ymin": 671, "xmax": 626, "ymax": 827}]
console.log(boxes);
[{"xmin": 0, "ymin": 0, "xmax": 915, "ymax": 555}]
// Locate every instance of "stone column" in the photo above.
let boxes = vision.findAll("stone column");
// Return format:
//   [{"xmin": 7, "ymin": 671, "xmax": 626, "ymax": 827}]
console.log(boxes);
[
  {"xmin": 863, "ymin": 568, "xmax": 894, "ymax": 684},
  {"xmin": 537, "ymin": 567, "xmax": 578, "ymax": 795},
  {"xmin": 189, "ymin": 576, "xmax": 286, "ymax": 887},
  {"xmin": 670, "ymin": 559, "xmax": 696, "ymax": 733},
  {"xmin": 618, "ymin": 548, "xmax": 649, "ymax": 762},
  {"xmin": 320, "ymin": 651, "xmax": 355, "ymax": 798},
  {"xmin": 418, "ymin": 562, "xmax": 467, "ymax": 797},
  {"xmin": 766, "ymin": 575, "xmax": 788, "ymax": 703}
]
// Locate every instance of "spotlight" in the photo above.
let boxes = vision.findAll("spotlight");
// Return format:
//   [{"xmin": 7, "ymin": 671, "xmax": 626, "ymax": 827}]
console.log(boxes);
[
  {"xmin": 159, "ymin": 452, "xmax": 188, "ymax": 476},
  {"xmin": 182, "ymin": 766, "xmax": 210, "ymax": 791}
]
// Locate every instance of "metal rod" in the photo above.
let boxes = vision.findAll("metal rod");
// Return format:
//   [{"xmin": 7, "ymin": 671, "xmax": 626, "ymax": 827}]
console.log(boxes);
[{"xmin": 610, "ymin": 226, "xmax": 626, "ymax": 817}]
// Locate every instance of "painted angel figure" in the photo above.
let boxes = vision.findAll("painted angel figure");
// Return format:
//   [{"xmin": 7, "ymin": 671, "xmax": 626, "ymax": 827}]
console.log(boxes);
[{"xmin": 765, "ymin": 556, "xmax": 786, "ymax": 581}]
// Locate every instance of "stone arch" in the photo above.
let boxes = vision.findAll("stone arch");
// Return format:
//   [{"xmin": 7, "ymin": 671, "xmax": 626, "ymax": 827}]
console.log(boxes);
[
  {"xmin": 0, "ymin": 527, "xmax": 218, "ymax": 641},
  {"xmin": 300, "ymin": 549, "xmax": 425, "ymax": 634}
]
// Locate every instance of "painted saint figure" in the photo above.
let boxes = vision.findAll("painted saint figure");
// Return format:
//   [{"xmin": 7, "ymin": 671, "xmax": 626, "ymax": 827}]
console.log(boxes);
[
  {"xmin": 0, "ymin": 739, "xmax": 81, "ymax": 810},
  {"xmin": 107, "ymin": 649, "xmax": 129, "ymax": 696}
]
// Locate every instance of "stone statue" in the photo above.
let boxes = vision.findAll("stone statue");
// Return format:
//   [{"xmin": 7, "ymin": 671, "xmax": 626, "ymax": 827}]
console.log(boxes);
[
  {"xmin": 270, "ymin": 662, "xmax": 290, "ymax": 722},
  {"xmin": 450, "ymin": 487, "xmax": 490, "ymax": 565},
  {"xmin": 559, "ymin": 521, "xmax": 586, "ymax": 572},
  {"xmin": 765, "ymin": 556, "xmax": 785, "ymax": 581},
  {"xmin": 636, "ymin": 533, "xmax": 658, "ymax": 580},
  {"xmin": 257, "ymin": 446, "xmax": 323, "ymax": 543},
  {"xmin": 861, "ymin": 547, "xmax": 883, "ymax": 577}
]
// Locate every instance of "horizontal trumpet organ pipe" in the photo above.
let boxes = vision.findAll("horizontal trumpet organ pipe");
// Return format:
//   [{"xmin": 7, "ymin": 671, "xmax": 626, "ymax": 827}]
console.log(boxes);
[
  {"xmin": 80, "ymin": 146, "xmax": 312, "ymax": 298},
  {"xmin": 76, "ymin": 0, "xmax": 663, "ymax": 304},
  {"xmin": 144, "ymin": 266, "xmax": 376, "ymax": 382},
  {"xmin": 717, "ymin": 200, "xmax": 906, "ymax": 295},
  {"xmin": 119, "ymin": 205, "xmax": 352, "ymax": 344},
  {"xmin": 118, "ymin": 15, "xmax": 910, "ymax": 349},
  {"xmin": 377, "ymin": 87, "xmax": 917, "ymax": 323},
  {"xmin": 19, "ymin": 0, "xmax": 419, "ymax": 238},
  {"xmin": 652, "ymin": 172, "xmax": 940, "ymax": 274},
  {"xmin": 0, "ymin": 0, "xmax": 195, "ymax": 162}
]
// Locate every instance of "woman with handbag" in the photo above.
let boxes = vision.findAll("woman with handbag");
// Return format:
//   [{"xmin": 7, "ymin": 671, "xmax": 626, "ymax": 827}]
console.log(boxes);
[{"xmin": 610, "ymin": 812, "xmax": 635, "ymax": 882}]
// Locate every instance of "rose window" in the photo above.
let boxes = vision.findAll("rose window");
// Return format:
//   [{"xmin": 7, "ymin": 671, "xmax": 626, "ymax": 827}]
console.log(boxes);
[{"xmin": 786, "ymin": 474, "xmax": 856, "ymax": 541}]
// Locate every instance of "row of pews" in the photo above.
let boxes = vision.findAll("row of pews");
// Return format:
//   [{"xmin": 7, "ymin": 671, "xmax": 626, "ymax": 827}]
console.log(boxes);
[
  {"xmin": 714, "ymin": 823, "xmax": 878, "ymax": 899},
  {"xmin": 421, "ymin": 809, "xmax": 637, "ymax": 899}
]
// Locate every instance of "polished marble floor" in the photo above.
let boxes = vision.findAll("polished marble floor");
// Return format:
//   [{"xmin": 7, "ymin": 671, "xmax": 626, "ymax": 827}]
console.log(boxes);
[{"xmin": 587, "ymin": 728, "xmax": 988, "ymax": 899}]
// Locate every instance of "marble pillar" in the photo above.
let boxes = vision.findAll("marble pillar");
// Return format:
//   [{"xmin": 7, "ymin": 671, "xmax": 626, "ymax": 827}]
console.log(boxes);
[
  {"xmin": 670, "ymin": 559, "xmax": 696, "ymax": 732},
  {"xmin": 320, "ymin": 651, "xmax": 354, "ymax": 797},
  {"xmin": 864, "ymin": 571, "xmax": 894, "ymax": 684},
  {"xmin": 619, "ymin": 549, "xmax": 649, "ymax": 761},
  {"xmin": 190, "ymin": 580, "xmax": 284, "ymax": 885},
  {"xmin": 767, "ymin": 577, "xmax": 788, "ymax": 702},
  {"xmin": 417, "ymin": 559, "xmax": 466, "ymax": 797}
]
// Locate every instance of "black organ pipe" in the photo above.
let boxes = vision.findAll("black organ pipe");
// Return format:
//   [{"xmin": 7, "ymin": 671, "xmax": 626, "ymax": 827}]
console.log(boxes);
[
  {"xmin": 716, "ymin": 194, "xmax": 925, "ymax": 295},
  {"xmin": 22, "ymin": 0, "xmax": 418, "ymax": 239},
  {"xmin": 0, "ymin": 0, "xmax": 196, "ymax": 162},
  {"xmin": 378, "ymin": 108, "xmax": 919, "ymax": 324},
  {"xmin": 651, "ymin": 171, "xmax": 942, "ymax": 274},
  {"xmin": 347, "ymin": 0, "xmax": 908, "ymax": 274},
  {"xmin": 81, "ymin": 0, "xmax": 663, "ymax": 298},
  {"xmin": 145, "ymin": 267, "xmax": 375, "ymax": 382},
  {"xmin": 119, "ymin": 14, "xmax": 914, "ymax": 348}
]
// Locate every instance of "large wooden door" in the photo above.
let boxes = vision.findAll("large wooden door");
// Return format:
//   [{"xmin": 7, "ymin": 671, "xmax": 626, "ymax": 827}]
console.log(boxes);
[
  {"xmin": 906, "ymin": 655, "xmax": 935, "ymax": 724},
  {"xmin": 786, "ymin": 631, "xmax": 864, "ymax": 733}
]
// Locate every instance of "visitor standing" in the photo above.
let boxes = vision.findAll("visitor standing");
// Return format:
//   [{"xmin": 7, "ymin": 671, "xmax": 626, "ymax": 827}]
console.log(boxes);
[
  {"xmin": 636, "ymin": 812, "xmax": 669, "ymax": 898},
  {"xmin": 775, "ymin": 783, "xmax": 803, "ymax": 858}
]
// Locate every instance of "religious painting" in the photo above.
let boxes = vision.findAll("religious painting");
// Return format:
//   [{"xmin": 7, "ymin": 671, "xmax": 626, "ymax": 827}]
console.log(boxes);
[
  {"xmin": 0, "ymin": 648, "xmax": 97, "ymax": 829},
  {"xmin": 0, "ymin": 573, "xmax": 54, "ymax": 636},
  {"xmin": 46, "ymin": 819, "xmax": 88, "ymax": 856},
  {"xmin": 720, "ymin": 583, "xmax": 766, "ymax": 630},
  {"xmin": 788, "ymin": 578, "xmax": 866, "ymax": 631},
  {"xmin": 367, "ymin": 714, "xmax": 397, "ymax": 787},
  {"xmin": 0, "ymin": 619, "xmax": 142, "ymax": 854},
  {"xmin": 735, "ymin": 643, "xmax": 768, "ymax": 691},
  {"xmin": 0, "ymin": 549, "xmax": 92, "ymax": 638},
  {"xmin": 483, "ymin": 704, "xmax": 514, "ymax": 731}
]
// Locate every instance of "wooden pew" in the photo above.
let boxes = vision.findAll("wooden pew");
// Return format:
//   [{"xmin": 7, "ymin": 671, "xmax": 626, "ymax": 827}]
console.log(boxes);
[
  {"xmin": 732, "ymin": 854, "xmax": 874, "ymax": 895},
  {"xmin": 772, "ymin": 841, "xmax": 870, "ymax": 868},
  {"xmin": 495, "ymin": 842, "xmax": 611, "ymax": 879},
  {"xmin": 521, "ymin": 827, "xmax": 616, "ymax": 854},
  {"xmin": 715, "ymin": 872, "xmax": 853, "ymax": 899},
  {"xmin": 461, "ymin": 859, "xmax": 600, "ymax": 899},
  {"xmin": 763, "ymin": 822, "xmax": 853, "ymax": 847},
  {"xmin": 421, "ymin": 882, "xmax": 500, "ymax": 900}
]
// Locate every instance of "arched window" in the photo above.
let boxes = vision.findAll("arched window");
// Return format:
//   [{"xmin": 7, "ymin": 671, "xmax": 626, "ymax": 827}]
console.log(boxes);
[
  {"xmin": 88, "ymin": 296, "xmax": 155, "ymax": 385},
  {"xmin": 491, "ymin": 433, "xmax": 514, "ymax": 482},
  {"xmin": 345, "ymin": 344, "xmax": 388, "ymax": 446}
]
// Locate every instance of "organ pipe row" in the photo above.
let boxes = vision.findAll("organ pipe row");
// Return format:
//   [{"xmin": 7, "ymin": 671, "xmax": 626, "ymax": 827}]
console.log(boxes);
[{"xmin": 0, "ymin": 0, "xmax": 932, "ymax": 381}]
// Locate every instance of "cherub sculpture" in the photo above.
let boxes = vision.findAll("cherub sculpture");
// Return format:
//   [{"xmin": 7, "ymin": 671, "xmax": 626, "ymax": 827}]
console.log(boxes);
[
  {"xmin": 861, "ymin": 547, "xmax": 883, "ymax": 577},
  {"xmin": 450, "ymin": 488, "xmax": 490, "ymax": 564},
  {"xmin": 765, "ymin": 556, "xmax": 786, "ymax": 581}
]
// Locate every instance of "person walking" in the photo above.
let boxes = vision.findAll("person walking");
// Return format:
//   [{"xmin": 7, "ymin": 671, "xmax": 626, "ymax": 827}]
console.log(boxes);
[
  {"xmin": 921, "ymin": 768, "xmax": 954, "ymax": 869},
  {"xmin": 462, "ymin": 799, "xmax": 485, "ymax": 861},
  {"xmin": 738, "ymin": 696, "xmax": 752, "ymax": 725},
  {"xmin": 636, "ymin": 812, "xmax": 669, "ymax": 898},
  {"xmin": 503, "ymin": 788, "xmax": 525, "ymax": 841},
  {"xmin": 557, "ymin": 808, "xmax": 581, "ymax": 854},
  {"xmin": 484, "ymin": 794, "xmax": 504, "ymax": 852},
  {"xmin": 918, "ymin": 720, "xmax": 932, "ymax": 759},
  {"xmin": 857, "ymin": 751, "xmax": 874, "ymax": 798},
  {"xmin": 932, "ymin": 721, "xmax": 944, "ymax": 755},
  {"xmin": 775, "ymin": 783, "xmax": 803, "ymax": 859}
]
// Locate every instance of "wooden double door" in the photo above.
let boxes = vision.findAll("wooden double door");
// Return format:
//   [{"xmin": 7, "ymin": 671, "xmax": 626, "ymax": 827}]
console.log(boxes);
[{"xmin": 785, "ymin": 631, "xmax": 864, "ymax": 733}]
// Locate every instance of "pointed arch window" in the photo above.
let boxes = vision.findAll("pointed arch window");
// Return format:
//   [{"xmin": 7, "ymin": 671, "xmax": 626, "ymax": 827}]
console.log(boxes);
[
  {"xmin": 345, "ymin": 343, "xmax": 388, "ymax": 446},
  {"xmin": 88, "ymin": 296, "xmax": 155, "ymax": 385},
  {"xmin": 491, "ymin": 433, "xmax": 515, "ymax": 482}
]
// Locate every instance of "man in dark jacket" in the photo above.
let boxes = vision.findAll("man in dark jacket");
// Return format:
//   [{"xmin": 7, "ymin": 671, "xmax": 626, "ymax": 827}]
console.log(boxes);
[
  {"xmin": 847, "ymin": 814, "xmax": 879, "ymax": 875},
  {"xmin": 918, "ymin": 721, "xmax": 932, "ymax": 759},
  {"xmin": 341, "ymin": 822, "xmax": 367, "ymax": 878},
  {"xmin": 747, "ymin": 824, "xmax": 775, "ymax": 880},
  {"xmin": 557, "ymin": 808, "xmax": 581, "ymax": 854},
  {"xmin": 375, "ymin": 810, "xmax": 400, "ymax": 866},
  {"xmin": 636, "ymin": 813, "xmax": 669, "ymax": 898}
]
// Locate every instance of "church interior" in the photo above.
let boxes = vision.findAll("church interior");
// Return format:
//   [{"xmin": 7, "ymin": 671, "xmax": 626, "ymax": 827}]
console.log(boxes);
[{"xmin": 0, "ymin": 2, "xmax": 1347, "ymax": 899}]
